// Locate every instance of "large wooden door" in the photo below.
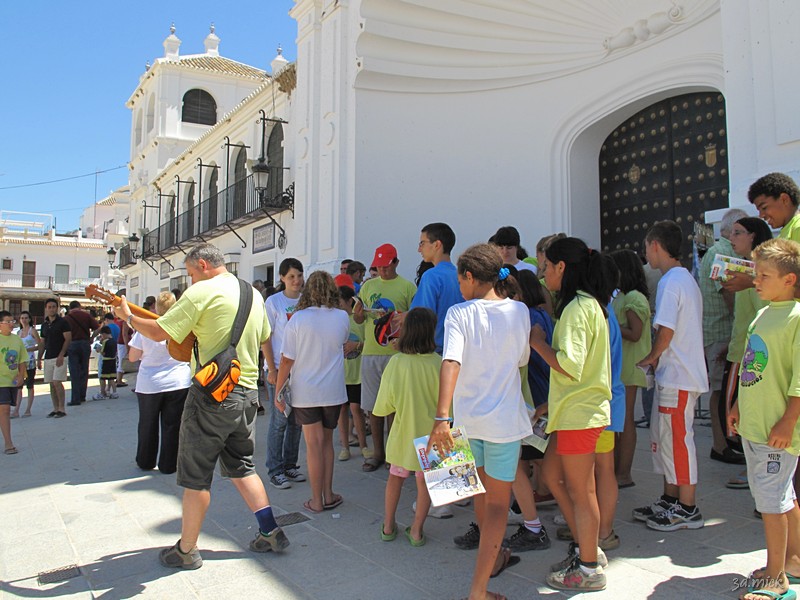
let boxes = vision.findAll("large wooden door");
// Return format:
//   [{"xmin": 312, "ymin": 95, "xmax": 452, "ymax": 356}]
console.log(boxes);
[{"xmin": 599, "ymin": 92, "xmax": 730, "ymax": 264}]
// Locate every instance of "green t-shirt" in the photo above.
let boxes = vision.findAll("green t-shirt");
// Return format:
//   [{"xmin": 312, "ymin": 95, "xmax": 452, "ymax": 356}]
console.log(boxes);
[
  {"xmin": 0, "ymin": 334, "xmax": 27, "ymax": 388},
  {"xmin": 546, "ymin": 292, "xmax": 611, "ymax": 433},
  {"xmin": 611, "ymin": 290, "xmax": 652, "ymax": 387},
  {"xmin": 358, "ymin": 275, "xmax": 416, "ymax": 356},
  {"xmin": 738, "ymin": 301, "xmax": 800, "ymax": 455},
  {"xmin": 372, "ymin": 353, "xmax": 442, "ymax": 471},
  {"xmin": 779, "ymin": 214, "xmax": 800, "ymax": 243},
  {"xmin": 727, "ymin": 288, "xmax": 768, "ymax": 363},
  {"xmin": 344, "ymin": 315, "xmax": 365, "ymax": 386},
  {"xmin": 157, "ymin": 272, "xmax": 270, "ymax": 389}
]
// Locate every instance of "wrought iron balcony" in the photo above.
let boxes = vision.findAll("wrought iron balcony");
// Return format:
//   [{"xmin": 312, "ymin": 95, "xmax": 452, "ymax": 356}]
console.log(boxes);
[
  {"xmin": 141, "ymin": 173, "xmax": 294, "ymax": 259},
  {"xmin": 118, "ymin": 244, "xmax": 136, "ymax": 268}
]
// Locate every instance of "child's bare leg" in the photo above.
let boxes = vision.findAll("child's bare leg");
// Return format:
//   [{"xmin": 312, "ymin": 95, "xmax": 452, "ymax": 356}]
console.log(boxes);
[
  {"xmin": 383, "ymin": 473, "xmax": 403, "ymax": 535},
  {"xmin": 469, "ymin": 468, "xmax": 512, "ymax": 600},
  {"xmin": 12, "ymin": 389, "xmax": 20, "ymax": 417},
  {"xmin": 595, "ymin": 450, "xmax": 618, "ymax": 539},
  {"xmin": 512, "ymin": 460, "xmax": 539, "ymax": 521},
  {"xmin": 350, "ymin": 403, "xmax": 368, "ymax": 450},
  {"xmin": 337, "ymin": 404, "xmax": 350, "ymax": 449},
  {"xmin": 562, "ymin": 452, "xmax": 600, "ymax": 564},
  {"xmin": 0, "ymin": 405, "xmax": 14, "ymax": 450},
  {"xmin": 543, "ymin": 435, "xmax": 576, "ymax": 531},
  {"xmin": 411, "ymin": 473, "xmax": 430, "ymax": 540},
  {"xmin": 109, "ymin": 380, "xmax": 116, "ymax": 394},
  {"xmin": 24, "ymin": 386, "xmax": 34, "ymax": 415},
  {"xmin": 615, "ymin": 386, "xmax": 638, "ymax": 485},
  {"xmin": 784, "ymin": 502, "xmax": 800, "ymax": 573}
]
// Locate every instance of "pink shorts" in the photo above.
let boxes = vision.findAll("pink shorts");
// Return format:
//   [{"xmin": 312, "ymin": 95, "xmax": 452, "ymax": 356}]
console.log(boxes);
[
  {"xmin": 556, "ymin": 427, "xmax": 605, "ymax": 455},
  {"xmin": 389, "ymin": 464, "xmax": 423, "ymax": 479}
]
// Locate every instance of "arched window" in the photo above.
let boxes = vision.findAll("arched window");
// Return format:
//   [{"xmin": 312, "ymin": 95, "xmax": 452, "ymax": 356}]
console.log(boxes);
[
  {"xmin": 181, "ymin": 89, "xmax": 216, "ymax": 125},
  {"xmin": 165, "ymin": 194, "xmax": 176, "ymax": 248},
  {"xmin": 184, "ymin": 181, "xmax": 196, "ymax": 241},
  {"xmin": 146, "ymin": 94, "xmax": 156, "ymax": 132},
  {"xmin": 267, "ymin": 124, "xmax": 284, "ymax": 201},
  {"xmin": 207, "ymin": 167, "xmax": 219, "ymax": 229},
  {"xmin": 232, "ymin": 149, "xmax": 247, "ymax": 218}
]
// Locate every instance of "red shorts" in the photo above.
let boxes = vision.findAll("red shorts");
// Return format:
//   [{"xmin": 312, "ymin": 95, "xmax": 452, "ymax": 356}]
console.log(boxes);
[{"xmin": 556, "ymin": 427, "xmax": 605, "ymax": 455}]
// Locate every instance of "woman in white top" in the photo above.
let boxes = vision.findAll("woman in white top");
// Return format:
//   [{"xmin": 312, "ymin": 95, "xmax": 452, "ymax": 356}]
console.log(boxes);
[
  {"xmin": 128, "ymin": 291, "xmax": 191, "ymax": 474},
  {"xmin": 14, "ymin": 311, "xmax": 41, "ymax": 418},
  {"xmin": 275, "ymin": 271, "xmax": 350, "ymax": 514}
]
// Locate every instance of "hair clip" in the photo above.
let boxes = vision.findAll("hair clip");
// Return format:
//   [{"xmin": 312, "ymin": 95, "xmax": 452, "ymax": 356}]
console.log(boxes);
[{"xmin": 498, "ymin": 267, "xmax": 510, "ymax": 281}]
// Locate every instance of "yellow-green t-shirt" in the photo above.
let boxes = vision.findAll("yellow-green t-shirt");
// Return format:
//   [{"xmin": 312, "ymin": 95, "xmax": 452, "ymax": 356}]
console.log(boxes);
[
  {"xmin": 344, "ymin": 316, "xmax": 365, "ymax": 385},
  {"xmin": 0, "ymin": 334, "xmax": 27, "ymax": 388},
  {"xmin": 779, "ymin": 214, "xmax": 800, "ymax": 243},
  {"xmin": 157, "ymin": 272, "xmax": 270, "ymax": 389},
  {"xmin": 358, "ymin": 275, "xmax": 416, "ymax": 356},
  {"xmin": 738, "ymin": 301, "xmax": 800, "ymax": 455},
  {"xmin": 611, "ymin": 290, "xmax": 652, "ymax": 387},
  {"xmin": 727, "ymin": 288, "xmax": 768, "ymax": 363},
  {"xmin": 372, "ymin": 353, "xmax": 442, "ymax": 471},
  {"xmin": 546, "ymin": 292, "xmax": 611, "ymax": 433}
]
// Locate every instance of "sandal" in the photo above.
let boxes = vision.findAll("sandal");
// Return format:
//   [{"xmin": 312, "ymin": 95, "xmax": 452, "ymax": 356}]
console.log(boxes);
[
  {"xmin": 740, "ymin": 589, "xmax": 797, "ymax": 600},
  {"xmin": 490, "ymin": 547, "xmax": 520, "ymax": 578},
  {"xmin": 381, "ymin": 523, "xmax": 397, "ymax": 542},
  {"xmin": 751, "ymin": 568, "xmax": 800, "ymax": 585},
  {"xmin": 362, "ymin": 458, "xmax": 385, "ymax": 472},
  {"xmin": 323, "ymin": 494, "xmax": 343, "ymax": 510},
  {"xmin": 21, "ymin": 413, "xmax": 31, "ymax": 418},
  {"xmin": 404, "ymin": 526, "xmax": 426, "ymax": 547},
  {"xmin": 4, "ymin": 447, "xmax": 18, "ymax": 455},
  {"xmin": 727, "ymin": 473, "xmax": 749, "ymax": 489},
  {"xmin": 303, "ymin": 500, "xmax": 323, "ymax": 514}
]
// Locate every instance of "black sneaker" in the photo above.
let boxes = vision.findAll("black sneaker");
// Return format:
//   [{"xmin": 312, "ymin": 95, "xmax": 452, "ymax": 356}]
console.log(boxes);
[
  {"xmin": 284, "ymin": 466, "xmax": 306, "ymax": 482},
  {"xmin": 159, "ymin": 540, "xmax": 203, "ymax": 570},
  {"xmin": 454, "ymin": 522, "xmax": 480, "ymax": 550},
  {"xmin": 504, "ymin": 524, "xmax": 551, "ymax": 552},
  {"xmin": 646, "ymin": 505, "xmax": 704, "ymax": 531},
  {"xmin": 632, "ymin": 497, "xmax": 676, "ymax": 522},
  {"xmin": 269, "ymin": 473, "xmax": 292, "ymax": 489}
]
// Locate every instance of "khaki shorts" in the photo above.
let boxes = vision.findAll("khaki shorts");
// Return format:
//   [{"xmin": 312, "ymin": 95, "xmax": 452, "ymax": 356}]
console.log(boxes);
[
  {"xmin": 43, "ymin": 358, "xmax": 68, "ymax": 383},
  {"xmin": 704, "ymin": 341, "xmax": 728, "ymax": 392}
]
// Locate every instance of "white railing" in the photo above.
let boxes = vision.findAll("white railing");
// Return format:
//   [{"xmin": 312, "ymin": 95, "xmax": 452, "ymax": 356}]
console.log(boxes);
[{"xmin": 51, "ymin": 278, "xmax": 102, "ymax": 293}]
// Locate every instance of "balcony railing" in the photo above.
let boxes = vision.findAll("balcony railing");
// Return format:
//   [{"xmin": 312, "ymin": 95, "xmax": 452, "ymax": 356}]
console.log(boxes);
[
  {"xmin": 141, "ymin": 173, "xmax": 294, "ymax": 260},
  {"xmin": 52, "ymin": 278, "xmax": 102, "ymax": 293},
  {"xmin": 118, "ymin": 244, "xmax": 135, "ymax": 268},
  {"xmin": 0, "ymin": 273, "xmax": 52, "ymax": 289}
]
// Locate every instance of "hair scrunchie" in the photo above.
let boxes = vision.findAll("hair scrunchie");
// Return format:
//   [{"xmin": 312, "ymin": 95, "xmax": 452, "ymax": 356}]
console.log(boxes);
[{"xmin": 498, "ymin": 267, "xmax": 510, "ymax": 281}]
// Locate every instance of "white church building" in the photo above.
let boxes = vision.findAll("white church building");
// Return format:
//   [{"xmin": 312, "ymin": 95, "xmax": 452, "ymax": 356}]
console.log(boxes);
[{"xmin": 117, "ymin": 0, "xmax": 800, "ymax": 298}]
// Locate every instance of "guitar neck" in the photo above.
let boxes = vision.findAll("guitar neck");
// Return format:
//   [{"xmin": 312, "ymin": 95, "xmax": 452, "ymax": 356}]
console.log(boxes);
[{"xmin": 128, "ymin": 303, "xmax": 159, "ymax": 321}]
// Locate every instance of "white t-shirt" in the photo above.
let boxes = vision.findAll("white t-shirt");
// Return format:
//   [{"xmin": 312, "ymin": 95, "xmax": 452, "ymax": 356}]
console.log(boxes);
[
  {"xmin": 443, "ymin": 298, "xmax": 533, "ymax": 443},
  {"xmin": 653, "ymin": 267, "xmax": 709, "ymax": 393},
  {"xmin": 129, "ymin": 332, "xmax": 192, "ymax": 394},
  {"xmin": 514, "ymin": 261, "xmax": 537, "ymax": 275},
  {"xmin": 265, "ymin": 292, "xmax": 301, "ymax": 369},
  {"xmin": 281, "ymin": 307, "xmax": 349, "ymax": 408}
]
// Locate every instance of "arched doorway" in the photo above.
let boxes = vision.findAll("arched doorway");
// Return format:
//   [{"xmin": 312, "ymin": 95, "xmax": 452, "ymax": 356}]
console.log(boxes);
[{"xmin": 599, "ymin": 92, "xmax": 729, "ymax": 263}]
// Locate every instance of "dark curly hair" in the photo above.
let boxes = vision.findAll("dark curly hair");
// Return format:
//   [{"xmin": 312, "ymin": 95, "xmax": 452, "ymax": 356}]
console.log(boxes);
[{"xmin": 748, "ymin": 172, "xmax": 800, "ymax": 207}]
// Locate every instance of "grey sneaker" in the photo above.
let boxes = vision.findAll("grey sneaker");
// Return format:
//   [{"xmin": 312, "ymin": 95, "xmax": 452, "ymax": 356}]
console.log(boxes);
[
  {"xmin": 454, "ymin": 522, "xmax": 480, "ymax": 550},
  {"xmin": 159, "ymin": 540, "xmax": 203, "ymax": 570},
  {"xmin": 547, "ymin": 560, "xmax": 607, "ymax": 591},
  {"xmin": 284, "ymin": 467, "xmax": 306, "ymax": 482},
  {"xmin": 269, "ymin": 473, "xmax": 292, "ymax": 489},
  {"xmin": 632, "ymin": 497, "xmax": 676, "ymax": 522},
  {"xmin": 250, "ymin": 527, "xmax": 290, "ymax": 553},
  {"xmin": 504, "ymin": 524, "xmax": 551, "ymax": 552},
  {"xmin": 646, "ymin": 505, "xmax": 704, "ymax": 531},
  {"xmin": 549, "ymin": 542, "xmax": 608, "ymax": 573},
  {"xmin": 413, "ymin": 501, "xmax": 453, "ymax": 519}
]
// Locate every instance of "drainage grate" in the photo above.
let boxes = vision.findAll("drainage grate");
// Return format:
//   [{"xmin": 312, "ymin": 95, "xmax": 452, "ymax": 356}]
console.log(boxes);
[
  {"xmin": 275, "ymin": 511, "xmax": 310, "ymax": 527},
  {"xmin": 38, "ymin": 564, "xmax": 81, "ymax": 585}
]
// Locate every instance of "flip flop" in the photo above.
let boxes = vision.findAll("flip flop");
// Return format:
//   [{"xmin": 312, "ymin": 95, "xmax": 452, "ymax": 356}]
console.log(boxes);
[
  {"xmin": 4, "ymin": 447, "xmax": 18, "ymax": 455},
  {"xmin": 10, "ymin": 414, "xmax": 18, "ymax": 419},
  {"xmin": 751, "ymin": 568, "xmax": 800, "ymax": 585},
  {"xmin": 618, "ymin": 481, "xmax": 636, "ymax": 489},
  {"xmin": 303, "ymin": 500, "xmax": 323, "ymax": 514},
  {"xmin": 323, "ymin": 495, "xmax": 343, "ymax": 510},
  {"xmin": 21, "ymin": 414, "xmax": 31, "ymax": 418},
  {"xmin": 362, "ymin": 458, "xmax": 384, "ymax": 472},
  {"xmin": 381, "ymin": 523, "xmax": 397, "ymax": 542},
  {"xmin": 740, "ymin": 589, "xmax": 797, "ymax": 600},
  {"xmin": 727, "ymin": 473, "xmax": 749, "ymax": 489},
  {"xmin": 404, "ymin": 526, "xmax": 426, "ymax": 547},
  {"xmin": 490, "ymin": 547, "xmax": 520, "ymax": 578}
]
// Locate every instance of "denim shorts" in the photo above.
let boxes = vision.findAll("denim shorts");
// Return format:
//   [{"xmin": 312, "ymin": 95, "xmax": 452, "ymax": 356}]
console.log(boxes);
[
  {"xmin": 469, "ymin": 439, "xmax": 521, "ymax": 482},
  {"xmin": 176, "ymin": 385, "xmax": 259, "ymax": 491}
]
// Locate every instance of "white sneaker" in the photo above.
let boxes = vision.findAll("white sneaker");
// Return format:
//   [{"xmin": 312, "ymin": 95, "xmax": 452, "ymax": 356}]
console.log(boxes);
[
  {"xmin": 412, "ymin": 501, "xmax": 454, "ymax": 519},
  {"xmin": 553, "ymin": 513, "xmax": 568, "ymax": 526}
]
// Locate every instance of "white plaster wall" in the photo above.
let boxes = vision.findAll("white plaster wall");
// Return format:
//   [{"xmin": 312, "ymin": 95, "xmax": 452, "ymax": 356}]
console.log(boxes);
[{"xmin": 0, "ymin": 241, "xmax": 107, "ymax": 283}]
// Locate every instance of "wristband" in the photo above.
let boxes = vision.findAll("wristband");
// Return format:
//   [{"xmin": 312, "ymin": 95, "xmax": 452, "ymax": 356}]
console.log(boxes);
[{"xmin": 434, "ymin": 416, "xmax": 453, "ymax": 422}]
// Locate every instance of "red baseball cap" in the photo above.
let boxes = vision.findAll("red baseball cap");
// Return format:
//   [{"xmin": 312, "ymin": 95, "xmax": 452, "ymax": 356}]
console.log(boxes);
[
  {"xmin": 371, "ymin": 243, "xmax": 398, "ymax": 268},
  {"xmin": 334, "ymin": 274, "xmax": 355, "ymax": 290}
]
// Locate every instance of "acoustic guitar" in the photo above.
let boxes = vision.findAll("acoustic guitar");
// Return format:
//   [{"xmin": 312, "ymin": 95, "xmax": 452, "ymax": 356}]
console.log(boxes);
[{"xmin": 84, "ymin": 284, "xmax": 195, "ymax": 363}]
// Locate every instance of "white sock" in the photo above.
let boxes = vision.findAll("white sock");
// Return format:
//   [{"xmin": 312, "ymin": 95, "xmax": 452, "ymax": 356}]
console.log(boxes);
[{"xmin": 524, "ymin": 518, "xmax": 542, "ymax": 533}]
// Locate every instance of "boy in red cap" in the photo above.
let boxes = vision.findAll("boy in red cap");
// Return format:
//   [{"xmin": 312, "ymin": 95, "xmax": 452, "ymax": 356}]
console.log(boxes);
[{"xmin": 354, "ymin": 243, "xmax": 416, "ymax": 471}]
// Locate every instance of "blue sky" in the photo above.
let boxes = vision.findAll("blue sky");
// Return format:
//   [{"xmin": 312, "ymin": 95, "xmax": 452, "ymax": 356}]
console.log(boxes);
[{"xmin": 0, "ymin": 1, "xmax": 296, "ymax": 232}]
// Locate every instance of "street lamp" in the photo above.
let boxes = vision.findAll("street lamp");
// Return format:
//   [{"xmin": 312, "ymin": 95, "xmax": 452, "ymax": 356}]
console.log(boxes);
[
  {"xmin": 252, "ymin": 157, "xmax": 270, "ymax": 196},
  {"xmin": 128, "ymin": 233, "xmax": 141, "ymax": 258},
  {"xmin": 107, "ymin": 247, "xmax": 117, "ymax": 268}
]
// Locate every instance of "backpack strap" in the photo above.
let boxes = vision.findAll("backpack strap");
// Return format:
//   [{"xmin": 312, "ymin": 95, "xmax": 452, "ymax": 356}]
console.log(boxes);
[{"xmin": 229, "ymin": 278, "xmax": 253, "ymax": 350}]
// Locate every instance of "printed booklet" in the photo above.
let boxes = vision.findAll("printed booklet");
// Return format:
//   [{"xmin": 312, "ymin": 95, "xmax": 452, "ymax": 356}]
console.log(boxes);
[
  {"xmin": 413, "ymin": 426, "xmax": 485, "ymax": 507},
  {"xmin": 709, "ymin": 254, "xmax": 755, "ymax": 282},
  {"xmin": 521, "ymin": 411, "xmax": 551, "ymax": 453}
]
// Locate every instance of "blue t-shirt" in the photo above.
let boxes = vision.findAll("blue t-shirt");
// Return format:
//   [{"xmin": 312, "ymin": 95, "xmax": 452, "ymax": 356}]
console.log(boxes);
[
  {"xmin": 410, "ymin": 261, "xmax": 464, "ymax": 353},
  {"xmin": 528, "ymin": 307, "xmax": 553, "ymax": 407},
  {"xmin": 607, "ymin": 302, "xmax": 625, "ymax": 432},
  {"xmin": 107, "ymin": 322, "xmax": 120, "ymax": 343}
]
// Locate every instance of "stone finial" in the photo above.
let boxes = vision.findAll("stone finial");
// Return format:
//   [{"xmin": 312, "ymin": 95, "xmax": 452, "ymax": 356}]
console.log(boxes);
[
  {"xmin": 204, "ymin": 23, "xmax": 220, "ymax": 56},
  {"xmin": 164, "ymin": 23, "xmax": 181, "ymax": 60},
  {"xmin": 271, "ymin": 44, "xmax": 288, "ymax": 76}
]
